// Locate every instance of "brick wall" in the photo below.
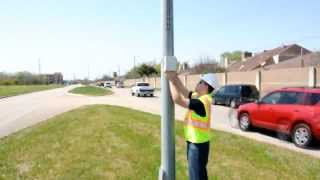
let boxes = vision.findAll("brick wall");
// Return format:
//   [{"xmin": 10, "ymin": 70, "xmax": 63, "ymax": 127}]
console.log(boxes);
[{"xmin": 124, "ymin": 67, "xmax": 316, "ymax": 96}]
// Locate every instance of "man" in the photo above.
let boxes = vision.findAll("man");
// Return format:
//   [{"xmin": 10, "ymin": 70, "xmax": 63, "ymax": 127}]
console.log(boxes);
[{"xmin": 166, "ymin": 72, "xmax": 219, "ymax": 180}]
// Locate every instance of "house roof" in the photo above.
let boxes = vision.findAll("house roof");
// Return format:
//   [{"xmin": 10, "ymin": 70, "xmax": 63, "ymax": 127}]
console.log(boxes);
[
  {"xmin": 227, "ymin": 61, "xmax": 245, "ymax": 71},
  {"xmin": 227, "ymin": 44, "xmax": 311, "ymax": 71},
  {"xmin": 264, "ymin": 52, "xmax": 320, "ymax": 70}
]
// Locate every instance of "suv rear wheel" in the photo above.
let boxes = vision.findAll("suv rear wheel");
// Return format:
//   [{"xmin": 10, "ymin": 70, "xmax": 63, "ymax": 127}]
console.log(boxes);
[
  {"xmin": 239, "ymin": 112, "xmax": 251, "ymax": 131},
  {"xmin": 230, "ymin": 99, "xmax": 237, "ymax": 108},
  {"xmin": 292, "ymin": 123, "xmax": 312, "ymax": 148}
]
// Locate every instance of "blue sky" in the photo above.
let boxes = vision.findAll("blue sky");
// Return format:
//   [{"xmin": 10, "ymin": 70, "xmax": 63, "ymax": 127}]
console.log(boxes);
[{"xmin": 0, "ymin": 0, "xmax": 319, "ymax": 80}]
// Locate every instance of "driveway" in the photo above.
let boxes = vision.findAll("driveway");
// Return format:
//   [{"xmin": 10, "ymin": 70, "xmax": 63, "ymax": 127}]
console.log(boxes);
[{"xmin": 0, "ymin": 85, "xmax": 319, "ymax": 158}]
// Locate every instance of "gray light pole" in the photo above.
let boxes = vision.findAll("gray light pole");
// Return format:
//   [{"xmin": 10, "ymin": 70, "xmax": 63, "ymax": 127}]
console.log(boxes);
[
  {"xmin": 159, "ymin": 0, "xmax": 175, "ymax": 179},
  {"xmin": 38, "ymin": 58, "xmax": 41, "ymax": 75},
  {"xmin": 87, "ymin": 64, "xmax": 90, "ymax": 80}
]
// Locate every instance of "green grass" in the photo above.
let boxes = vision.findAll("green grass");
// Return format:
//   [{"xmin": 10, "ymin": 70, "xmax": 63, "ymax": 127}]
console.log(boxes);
[
  {"xmin": 69, "ymin": 86, "xmax": 113, "ymax": 96},
  {"xmin": 0, "ymin": 85, "xmax": 63, "ymax": 97},
  {"xmin": 0, "ymin": 105, "xmax": 319, "ymax": 179}
]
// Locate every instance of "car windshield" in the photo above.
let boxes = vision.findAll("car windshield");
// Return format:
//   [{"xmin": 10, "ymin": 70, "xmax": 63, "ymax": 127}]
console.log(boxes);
[
  {"xmin": 241, "ymin": 86, "xmax": 259, "ymax": 98},
  {"xmin": 137, "ymin": 83, "xmax": 149, "ymax": 86}
]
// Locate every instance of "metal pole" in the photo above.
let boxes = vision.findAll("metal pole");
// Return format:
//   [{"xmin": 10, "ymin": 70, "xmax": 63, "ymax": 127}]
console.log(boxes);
[
  {"xmin": 38, "ymin": 58, "xmax": 41, "ymax": 75},
  {"xmin": 301, "ymin": 47, "xmax": 304, "ymax": 68},
  {"xmin": 87, "ymin": 64, "xmax": 90, "ymax": 80},
  {"xmin": 159, "ymin": 0, "xmax": 175, "ymax": 179}
]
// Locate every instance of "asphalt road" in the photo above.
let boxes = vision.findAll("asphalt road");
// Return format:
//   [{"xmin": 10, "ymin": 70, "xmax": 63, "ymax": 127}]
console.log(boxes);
[{"xmin": 0, "ymin": 85, "xmax": 319, "ymax": 158}]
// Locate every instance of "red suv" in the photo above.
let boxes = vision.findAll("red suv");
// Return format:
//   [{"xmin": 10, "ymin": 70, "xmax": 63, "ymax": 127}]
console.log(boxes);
[{"xmin": 238, "ymin": 87, "xmax": 320, "ymax": 148}]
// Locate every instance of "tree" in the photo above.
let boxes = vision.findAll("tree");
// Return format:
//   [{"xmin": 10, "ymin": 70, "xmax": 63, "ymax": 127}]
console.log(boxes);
[
  {"xmin": 136, "ymin": 64, "xmax": 158, "ymax": 77},
  {"xmin": 221, "ymin": 51, "xmax": 242, "ymax": 62},
  {"xmin": 0, "ymin": 71, "xmax": 45, "ymax": 85},
  {"xmin": 125, "ymin": 67, "xmax": 140, "ymax": 79},
  {"xmin": 125, "ymin": 63, "xmax": 159, "ymax": 79},
  {"xmin": 154, "ymin": 63, "xmax": 161, "ymax": 75},
  {"xmin": 16, "ymin": 71, "xmax": 33, "ymax": 85},
  {"xmin": 188, "ymin": 57, "xmax": 225, "ymax": 74},
  {"xmin": 101, "ymin": 74, "xmax": 113, "ymax": 81}
]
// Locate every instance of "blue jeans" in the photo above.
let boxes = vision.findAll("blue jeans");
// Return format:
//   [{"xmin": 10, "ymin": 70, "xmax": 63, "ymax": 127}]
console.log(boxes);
[{"xmin": 187, "ymin": 141, "xmax": 209, "ymax": 180}]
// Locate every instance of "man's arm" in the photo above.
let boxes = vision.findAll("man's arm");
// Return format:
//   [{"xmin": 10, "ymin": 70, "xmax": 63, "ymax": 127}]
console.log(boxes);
[{"xmin": 166, "ymin": 71, "xmax": 190, "ymax": 108}]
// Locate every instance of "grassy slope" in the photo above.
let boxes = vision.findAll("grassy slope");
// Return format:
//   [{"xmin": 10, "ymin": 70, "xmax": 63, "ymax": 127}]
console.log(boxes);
[
  {"xmin": 0, "ymin": 85, "xmax": 63, "ymax": 97},
  {"xmin": 69, "ymin": 86, "xmax": 113, "ymax": 96},
  {"xmin": 0, "ymin": 105, "xmax": 319, "ymax": 180}
]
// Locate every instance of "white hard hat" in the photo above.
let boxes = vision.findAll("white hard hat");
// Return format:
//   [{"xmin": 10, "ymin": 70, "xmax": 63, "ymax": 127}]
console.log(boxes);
[{"xmin": 200, "ymin": 73, "xmax": 220, "ymax": 89}]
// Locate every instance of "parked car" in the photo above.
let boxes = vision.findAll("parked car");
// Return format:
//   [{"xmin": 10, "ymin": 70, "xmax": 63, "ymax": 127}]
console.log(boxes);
[
  {"xmin": 116, "ymin": 81, "xmax": 124, "ymax": 88},
  {"xmin": 131, "ymin": 82, "xmax": 154, "ymax": 97},
  {"xmin": 104, "ymin": 82, "xmax": 112, "ymax": 88},
  {"xmin": 97, "ymin": 82, "xmax": 104, "ymax": 87},
  {"xmin": 238, "ymin": 87, "xmax": 320, "ymax": 148},
  {"xmin": 213, "ymin": 84, "xmax": 259, "ymax": 108}
]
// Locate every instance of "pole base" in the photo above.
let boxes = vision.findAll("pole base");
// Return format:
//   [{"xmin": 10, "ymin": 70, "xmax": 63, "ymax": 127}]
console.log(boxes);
[{"xmin": 158, "ymin": 166, "xmax": 165, "ymax": 180}]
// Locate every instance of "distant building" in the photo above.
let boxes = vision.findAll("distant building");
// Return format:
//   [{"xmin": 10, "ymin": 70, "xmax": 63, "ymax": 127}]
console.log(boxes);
[
  {"xmin": 43, "ymin": 72, "xmax": 63, "ymax": 84},
  {"xmin": 265, "ymin": 52, "xmax": 320, "ymax": 70},
  {"xmin": 227, "ymin": 44, "xmax": 311, "ymax": 71}
]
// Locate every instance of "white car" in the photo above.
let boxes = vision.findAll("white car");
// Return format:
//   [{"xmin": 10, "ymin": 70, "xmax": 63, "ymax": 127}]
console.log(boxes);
[
  {"xmin": 104, "ymin": 82, "xmax": 112, "ymax": 88},
  {"xmin": 131, "ymin": 82, "xmax": 154, "ymax": 97}
]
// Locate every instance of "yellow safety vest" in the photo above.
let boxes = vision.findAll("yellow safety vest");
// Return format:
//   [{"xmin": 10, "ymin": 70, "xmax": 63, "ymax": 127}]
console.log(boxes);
[{"xmin": 184, "ymin": 93, "xmax": 212, "ymax": 143}]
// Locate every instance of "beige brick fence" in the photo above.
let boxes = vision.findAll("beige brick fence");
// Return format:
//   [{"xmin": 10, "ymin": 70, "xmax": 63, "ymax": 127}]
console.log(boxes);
[{"xmin": 124, "ymin": 67, "xmax": 317, "ymax": 95}]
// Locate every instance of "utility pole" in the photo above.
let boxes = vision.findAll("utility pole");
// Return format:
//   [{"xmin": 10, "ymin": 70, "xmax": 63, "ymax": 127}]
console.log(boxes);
[
  {"xmin": 159, "ymin": 0, "xmax": 175, "ymax": 179},
  {"xmin": 38, "ymin": 58, "xmax": 43, "ymax": 84},
  {"xmin": 87, "ymin": 64, "xmax": 90, "ymax": 80},
  {"xmin": 133, "ymin": 56, "xmax": 137, "ymax": 82},
  {"xmin": 301, "ymin": 47, "xmax": 304, "ymax": 68},
  {"xmin": 38, "ymin": 58, "xmax": 41, "ymax": 75}
]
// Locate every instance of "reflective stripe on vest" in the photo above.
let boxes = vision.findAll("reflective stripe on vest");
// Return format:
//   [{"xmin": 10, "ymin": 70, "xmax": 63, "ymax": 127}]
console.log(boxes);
[{"xmin": 185, "ymin": 119, "xmax": 209, "ymax": 130}]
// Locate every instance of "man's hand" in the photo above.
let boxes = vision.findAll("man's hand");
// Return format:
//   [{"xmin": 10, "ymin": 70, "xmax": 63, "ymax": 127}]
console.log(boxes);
[
  {"xmin": 165, "ymin": 71, "xmax": 189, "ymax": 108},
  {"xmin": 165, "ymin": 70, "xmax": 188, "ymax": 98},
  {"xmin": 165, "ymin": 71, "xmax": 177, "ymax": 81}
]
